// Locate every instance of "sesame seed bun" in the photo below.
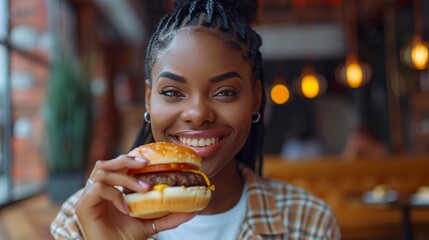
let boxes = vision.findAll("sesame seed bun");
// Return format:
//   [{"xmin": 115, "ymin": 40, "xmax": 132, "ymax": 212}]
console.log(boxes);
[{"xmin": 127, "ymin": 142, "xmax": 202, "ymax": 169}]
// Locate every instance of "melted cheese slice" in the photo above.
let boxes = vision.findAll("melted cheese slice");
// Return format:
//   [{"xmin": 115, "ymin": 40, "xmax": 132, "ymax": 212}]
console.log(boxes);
[
  {"xmin": 186, "ymin": 169, "xmax": 216, "ymax": 191},
  {"xmin": 153, "ymin": 184, "xmax": 169, "ymax": 192}
]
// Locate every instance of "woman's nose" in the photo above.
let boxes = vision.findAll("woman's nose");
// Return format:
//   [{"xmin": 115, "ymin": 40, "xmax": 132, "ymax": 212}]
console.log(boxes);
[{"xmin": 180, "ymin": 97, "xmax": 216, "ymax": 126}]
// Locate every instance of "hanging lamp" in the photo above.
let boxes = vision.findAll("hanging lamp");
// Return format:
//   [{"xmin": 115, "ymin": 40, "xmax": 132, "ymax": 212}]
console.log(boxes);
[
  {"xmin": 270, "ymin": 76, "xmax": 292, "ymax": 105},
  {"xmin": 336, "ymin": 0, "xmax": 372, "ymax": 88},
  {"xmin": 293, "ymin": 66, "xmax": 327, "ymax": 99},
  {"xmin": 401, "ymin": 0, "xmax": 429, "ymax": 70}
]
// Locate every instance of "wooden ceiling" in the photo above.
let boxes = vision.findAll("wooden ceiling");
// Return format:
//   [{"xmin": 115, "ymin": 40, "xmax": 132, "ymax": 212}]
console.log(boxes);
[
  {"xmin": 136, "ymin": 0, "xmax": 411, "ymax": 27},
  {"xmin": 257, "ymin": 0, "xmax": 409, "ymax": 25},
  {"xmin": 79, "ymin": 0, "xmax": 413, "ymax": 47}
]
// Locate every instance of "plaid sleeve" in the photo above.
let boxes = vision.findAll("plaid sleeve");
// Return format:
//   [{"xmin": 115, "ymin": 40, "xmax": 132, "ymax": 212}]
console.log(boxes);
[
  {"xmin": 311, "ymin": 198, "xmax": 341, "ymax": 239},
  {"xmin": 238, "ymin": 164, "xmax": 341, "ymax": 240},
  {"xmin": 326, "ymin": 214, "xmax": 341, "ymax": 239},
  {"xmin": 50, "ymin": 189, "xmax": 85, "ymax": 240},
  {"xmin": 273, "ymin": 180, "xmax": 342, "ymax": 240}
]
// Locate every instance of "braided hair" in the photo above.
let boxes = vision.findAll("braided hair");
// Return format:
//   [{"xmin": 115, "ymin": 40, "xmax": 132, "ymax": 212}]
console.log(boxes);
[{"xmin": 132, "ymin": 0, "xmax": 266, "ymax": 175}]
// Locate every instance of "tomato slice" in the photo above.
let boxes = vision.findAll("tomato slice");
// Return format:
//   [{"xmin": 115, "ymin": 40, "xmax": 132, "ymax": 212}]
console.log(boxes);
[{"xmin": 127, "ymin": 163, "xmax": 198, "ymax": 175}]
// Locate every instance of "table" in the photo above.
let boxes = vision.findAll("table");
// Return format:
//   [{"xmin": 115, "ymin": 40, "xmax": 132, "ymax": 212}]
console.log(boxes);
[{"xmin": 360, "ymin": 191, "xmax": 429, "ymax": 240}]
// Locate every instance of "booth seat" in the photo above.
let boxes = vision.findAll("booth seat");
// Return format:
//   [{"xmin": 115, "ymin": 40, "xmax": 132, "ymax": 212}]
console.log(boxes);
[{"xmin": 262, "ymin": 155, "xmax": 429, "ymax": 240}]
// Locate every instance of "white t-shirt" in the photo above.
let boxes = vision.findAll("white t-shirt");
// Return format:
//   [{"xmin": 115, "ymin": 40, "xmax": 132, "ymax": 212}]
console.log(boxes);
[{"xmin": 158, "ymin": 187, "xmax": 247, "ymax": 240}]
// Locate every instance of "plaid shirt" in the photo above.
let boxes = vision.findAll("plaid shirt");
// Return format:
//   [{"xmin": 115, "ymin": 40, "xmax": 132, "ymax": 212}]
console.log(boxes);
[{"xmin": 51, "ymin": 164, "xmax": 340, "ymax": 240}]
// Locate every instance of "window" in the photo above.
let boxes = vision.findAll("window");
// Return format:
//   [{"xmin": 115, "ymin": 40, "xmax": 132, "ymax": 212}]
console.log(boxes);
[{"xmin": 0, "ymin": 0, "xmax": 51, "ymax": 205}]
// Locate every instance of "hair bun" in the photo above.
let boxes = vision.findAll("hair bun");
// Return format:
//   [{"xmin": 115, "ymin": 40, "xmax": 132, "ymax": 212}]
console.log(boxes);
[{"xmin": 173, "ymin": 0, "xmax": 258, "ymax": 23}]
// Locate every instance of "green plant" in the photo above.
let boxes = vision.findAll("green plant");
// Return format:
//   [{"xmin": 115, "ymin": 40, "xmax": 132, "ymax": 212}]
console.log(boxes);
[{"xmin": 44, "ymin": 55, "xmax": 92, "ymax": 173}]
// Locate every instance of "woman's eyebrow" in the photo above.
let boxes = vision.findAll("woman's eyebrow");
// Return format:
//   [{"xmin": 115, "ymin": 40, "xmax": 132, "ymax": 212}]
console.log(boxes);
[
  {"xmin": 157, "ymin": 71, "xmax": 242, "ymax": 83},
  {"xmin": 210, "ymin": 71, "xmax": 242, "ymax": 83},
  {"xmin": 158, "ymin": 71, "xmax": 186, "ymax": 83}
]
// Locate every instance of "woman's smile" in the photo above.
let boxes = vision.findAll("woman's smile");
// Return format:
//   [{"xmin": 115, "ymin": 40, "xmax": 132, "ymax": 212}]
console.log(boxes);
[
  {"xmin": 170, "ymin": 131, "xmax": 229, "ymax": 158},
  {"xmin": 178, "ymin": 136, "xmax": 220, "ymax": 147}
]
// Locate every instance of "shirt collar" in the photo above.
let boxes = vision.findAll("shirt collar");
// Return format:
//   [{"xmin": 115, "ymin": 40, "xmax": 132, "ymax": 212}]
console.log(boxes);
[{"xmin": 239, "ymin": 164, "xmax": 287, "ymax": 236}]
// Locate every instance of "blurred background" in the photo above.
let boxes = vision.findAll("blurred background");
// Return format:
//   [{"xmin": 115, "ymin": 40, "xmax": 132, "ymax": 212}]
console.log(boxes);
[{"xmin": 1, "ymin": 0, "xmax": 429, "ymax": 239}]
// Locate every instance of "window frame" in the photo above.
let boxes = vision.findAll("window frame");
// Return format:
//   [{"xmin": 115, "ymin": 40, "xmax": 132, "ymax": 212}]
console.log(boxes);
[{"xmin": 0, "ymin": 0, "xmax": 51, "ymax": 206}]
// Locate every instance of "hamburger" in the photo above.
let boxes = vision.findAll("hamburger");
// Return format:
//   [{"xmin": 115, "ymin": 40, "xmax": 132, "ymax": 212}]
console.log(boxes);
[{"xmin": 123, "ymin": 142, "xmax": 215, "ymax": 219}]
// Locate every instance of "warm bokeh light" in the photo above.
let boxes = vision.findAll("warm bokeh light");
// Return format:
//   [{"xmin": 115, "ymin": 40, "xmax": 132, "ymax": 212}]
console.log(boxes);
[
  {"xmin": 411, "ymin": 42, "xmax": 429, "ymax": 69},
  {"xmin": 301, "ymin": 74, "xmax": 320, "ymax": 98},
  {"xmin": 271, "ymin": 83, "xmax": 290, "ymax": 104},
  {"xmin": 401, "ymin": 36, "xmax": 429, "ymax": 70},
  {"xmin": 336, "ymin": 55, "xmax": 372, "ymax": 88},
  {"xmin": 345, "ymin": 63, "xmax": 363, "ymax": 88},
  {"xmin": 293, "ymin": 67, "xmax": 327, "ymax": 99}
]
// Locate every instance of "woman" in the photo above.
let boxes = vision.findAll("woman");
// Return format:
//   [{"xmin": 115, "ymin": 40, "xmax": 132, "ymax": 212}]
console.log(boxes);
[{"xmin": 51, "ymin": 0, "xmax": 340, "ymax": 239}]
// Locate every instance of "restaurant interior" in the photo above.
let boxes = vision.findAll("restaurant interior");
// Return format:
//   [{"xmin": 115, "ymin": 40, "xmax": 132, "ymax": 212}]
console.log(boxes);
[{"xmin": 1, "ymin": 0, "xmax": 429, "ymax": 239}]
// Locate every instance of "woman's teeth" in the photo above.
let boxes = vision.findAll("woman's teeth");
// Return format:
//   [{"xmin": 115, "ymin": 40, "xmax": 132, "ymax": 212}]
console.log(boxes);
[{"xmin": 179, "ymin": 137, "xmax": 219, "ymax": 147}]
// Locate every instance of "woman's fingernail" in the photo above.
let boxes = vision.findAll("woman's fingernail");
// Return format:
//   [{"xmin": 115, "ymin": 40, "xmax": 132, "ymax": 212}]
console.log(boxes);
[
  {"xmin": 135, "ymin": 157, "xmax": 149, "ymax": 163},
  {"xmin": 122, "ymin": 202, "xmax": 129, "ymax": 215},
  {"xmin": 138, "ymin": 180, "xmax": 151, "ymax": 189}
]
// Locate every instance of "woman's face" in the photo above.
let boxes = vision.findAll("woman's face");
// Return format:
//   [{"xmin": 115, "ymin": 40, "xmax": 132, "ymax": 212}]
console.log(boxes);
[{"xmin": 146, "ymin": 30, "xmax": 261, "ymax": 177}]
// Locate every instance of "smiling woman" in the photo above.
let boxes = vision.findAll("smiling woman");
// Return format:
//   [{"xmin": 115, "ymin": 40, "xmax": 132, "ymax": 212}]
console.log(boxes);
[
  {"xmin": 50, "ymin": 0, "xmax": 340, "ymax": 239},
  {"xmin": 147, "ymin": 31, "xmax": 258, "ymax": 163}
]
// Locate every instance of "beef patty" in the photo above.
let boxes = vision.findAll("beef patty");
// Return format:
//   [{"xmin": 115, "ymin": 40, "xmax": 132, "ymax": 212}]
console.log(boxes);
[{"xmin": 123, "ymin": 171, "xmax": 206, "ymax": 194}]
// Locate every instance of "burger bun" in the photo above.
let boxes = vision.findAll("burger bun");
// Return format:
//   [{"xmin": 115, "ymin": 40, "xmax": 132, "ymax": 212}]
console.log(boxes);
[
  {"xmin": 124, "ymin": 186, "xmax": 212, "ymax": 219},
  {"xmin": 127, "ymin": 142, "xmax": 202, "ymax": 174}
]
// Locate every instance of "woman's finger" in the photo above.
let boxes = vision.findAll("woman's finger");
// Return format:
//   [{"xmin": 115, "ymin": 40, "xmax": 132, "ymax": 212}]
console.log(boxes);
[
  {"xmin": 76, "ymin": 183, "xmax": 135, "ymax": 240},
  {"xmin": 91, "ymin": 168, "xmax": 151, "ymax": 193},
  {"xmin": 79, "ymin": 182, "xmax": 129, "ymax": 217},
  {"xmin": 90, "ymin": 155, "xmax": 149, "ymax": 178},
  {"xmin": 144, "ymin": 213, "xmax": 197, "ymax": 235}
]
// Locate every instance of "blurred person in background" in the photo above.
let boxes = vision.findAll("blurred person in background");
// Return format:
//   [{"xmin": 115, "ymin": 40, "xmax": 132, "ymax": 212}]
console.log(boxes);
[
  {"xmin": 281, "ymin": 130, "xmax": 324, "ymax": 160},
  {"xmin": 342, "ymin": 123, "xmax": 387, "ymax": 159},
  {"xmin": 50, "ymin": 0, "xmax": 340, "ymax": 239}
]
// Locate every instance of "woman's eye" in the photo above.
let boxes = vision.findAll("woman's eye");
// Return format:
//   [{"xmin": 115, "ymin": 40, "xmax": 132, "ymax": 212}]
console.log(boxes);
[
  {"xmin": 214, "ymin": 89, "xmax": 237, "ymax": 97},
  {"xmin": 159, "ymin": 88, "xmax": 184, "ymax": 97}
]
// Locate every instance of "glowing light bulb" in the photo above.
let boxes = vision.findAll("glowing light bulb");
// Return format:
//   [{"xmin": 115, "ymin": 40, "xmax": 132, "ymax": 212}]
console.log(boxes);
[
  {"xmin": 293, "ymin": 67, "xmax": 327, "ymax": 98},
  {"xmin": 336, "ymin": 54, "xmax": 372, "ymax": 88},
  {"xmin": 401, "ymin": 36, "xmax": 429, "ymax": 70},
  {"xmin": 301, "ymin": 74, "xmax": 320, "ymax": 99},
  {"xmin": 346, "ymin": 63, "xmax": 363, "ymax": 88},
  {"xmin": 411, "ymin": 43, "xmax": 429, "ymax": 70},
  {"xmin": 271, "ymin": 84, "xmax": 290, "ymax": 104}
]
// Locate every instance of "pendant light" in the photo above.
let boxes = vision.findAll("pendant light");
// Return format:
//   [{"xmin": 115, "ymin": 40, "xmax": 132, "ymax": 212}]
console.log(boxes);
[
  {"xmin": 336, "ymin": 0, "xmax": 372, "ymax": 88},
  {"xmin": 337, "ymin": 54, "xmax": 372, "ymax": 88},
  {"xmin": 293, "ymin": 66, "xmax": 327, "ymax": 99},
  {"xmin": 270, "ymin": 76, "xmax": 292, "ymax": 105},
  {"xmin": 401, "ymin": 0, "xmax": 428, "ymax": 70}
]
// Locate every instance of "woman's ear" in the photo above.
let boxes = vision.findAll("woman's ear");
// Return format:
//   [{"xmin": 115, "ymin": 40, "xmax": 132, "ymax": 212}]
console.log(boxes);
[
  {"xmin": 145, "ymin": 79, "xmax": 151, "ymax": 112},
  {"xmin": 252, "ymin": 80, "xmax": 262, "ymax": 113}
]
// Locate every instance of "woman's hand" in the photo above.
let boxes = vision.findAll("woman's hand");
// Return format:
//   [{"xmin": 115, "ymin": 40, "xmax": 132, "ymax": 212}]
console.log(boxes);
[{"xmin": 75, "ymin": 155, "xmax": 196, "ymax": 240}]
